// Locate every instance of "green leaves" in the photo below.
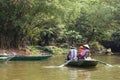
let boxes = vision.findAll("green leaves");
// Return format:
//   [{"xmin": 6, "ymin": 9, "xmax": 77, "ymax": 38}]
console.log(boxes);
[{"xmin": 0, "ymin": 0, "xmax": 119, "ymax": 48}]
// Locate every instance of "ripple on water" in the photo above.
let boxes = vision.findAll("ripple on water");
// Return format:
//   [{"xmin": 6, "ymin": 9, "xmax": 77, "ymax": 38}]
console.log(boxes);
[{"xmin": 43, "ymin": 66, "xmax": 67, "ymax": 68}]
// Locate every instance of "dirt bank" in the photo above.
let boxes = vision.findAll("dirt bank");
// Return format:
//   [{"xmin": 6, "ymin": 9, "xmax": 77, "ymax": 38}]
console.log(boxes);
[{"xmin": 0, "ymin": 49, "xmax": 31, "ymax": 55}]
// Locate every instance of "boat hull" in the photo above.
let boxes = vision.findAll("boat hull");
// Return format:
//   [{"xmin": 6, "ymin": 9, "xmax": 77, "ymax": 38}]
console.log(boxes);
[
  {"xmin": 66, "ymin": 60, "xmax": 98, "ymax": 67},
  {"xmin": 0, "ymin": 55, "xmax": 51, "ymax": 61},
  {"xmin": 0, "ymin": 57, "xmax": 8, "ymax": 61}
]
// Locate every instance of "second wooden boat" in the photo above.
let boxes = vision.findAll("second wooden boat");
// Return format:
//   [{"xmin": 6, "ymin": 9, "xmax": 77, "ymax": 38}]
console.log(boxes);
[
  {"xmin": 0, "ymin": 57, "xmax": 9, "ymax": 61},
  {"xmin": 0, "ymin": 55, "xmax": 52, "ymax": 61}
]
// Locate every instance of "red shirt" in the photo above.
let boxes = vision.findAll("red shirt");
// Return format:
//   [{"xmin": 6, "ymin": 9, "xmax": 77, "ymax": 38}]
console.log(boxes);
[{"xmin": 78, "ymin": 49, "xmax": 84, "ymax": 55}]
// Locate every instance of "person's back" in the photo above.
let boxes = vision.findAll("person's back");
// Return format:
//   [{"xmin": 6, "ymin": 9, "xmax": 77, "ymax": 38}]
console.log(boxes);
[{"xmin": 67, "ymin": 46, "xmax": 78, "ymax": 60}]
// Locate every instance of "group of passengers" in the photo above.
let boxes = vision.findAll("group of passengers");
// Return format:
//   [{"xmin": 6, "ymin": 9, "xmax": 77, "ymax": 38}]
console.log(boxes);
[{"xmin": 67, "ymin": 44, "xmax": 92, "ymax": 61}]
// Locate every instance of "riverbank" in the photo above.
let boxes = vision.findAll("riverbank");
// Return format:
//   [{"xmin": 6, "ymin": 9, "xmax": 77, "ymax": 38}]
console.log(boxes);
[
  {"xmin": 0, "ymin": 45, "xmax": 119, "ymax": 56},
  {"xmin": 0, "ymin": 49, "xmax": 30, "ymax": 55},
  {"xmin": 0, "ymin": 46, "xmax": 69, "ymax": 56}
]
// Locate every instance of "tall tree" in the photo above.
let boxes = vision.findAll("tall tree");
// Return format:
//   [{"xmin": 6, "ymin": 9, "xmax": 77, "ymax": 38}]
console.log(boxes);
[{"xmin": 69, "ymin": 0, "xmax": 119, "ymax": 44}]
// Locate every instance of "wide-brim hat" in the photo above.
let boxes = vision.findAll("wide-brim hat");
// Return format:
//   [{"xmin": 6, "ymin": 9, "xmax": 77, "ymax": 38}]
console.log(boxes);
[{"xmin": 83, "ymin": 44, "xmax": 90, "ymax": 49}]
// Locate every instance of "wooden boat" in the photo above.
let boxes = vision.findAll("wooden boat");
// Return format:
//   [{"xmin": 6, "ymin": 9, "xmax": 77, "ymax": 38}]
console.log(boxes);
[
  {"xmin": 66, "ymin": 60, "xmax": 98, "ymax": 67},
  {"xmin": 0, "ymin": 55, "xmax": 52, "ymax": 61}
]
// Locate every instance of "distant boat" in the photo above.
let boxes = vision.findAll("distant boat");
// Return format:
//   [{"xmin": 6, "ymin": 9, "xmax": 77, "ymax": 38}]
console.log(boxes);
[
  {"xmin": 66, "ymin": 60, "xmax": 98, "ymax": 67},
  {"xmin": 0, "ymin": 55, "xmax": 52, "ymax": 61},
  {"xmin": 0, "ymin": 57, "xmax": 9, "ymax": 61}
]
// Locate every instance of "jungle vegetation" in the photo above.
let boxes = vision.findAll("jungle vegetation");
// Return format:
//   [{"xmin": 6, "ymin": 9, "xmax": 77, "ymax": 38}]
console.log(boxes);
[{"xmin": 0, "ymin": 0, "xmax": 119, "ymax": 52}]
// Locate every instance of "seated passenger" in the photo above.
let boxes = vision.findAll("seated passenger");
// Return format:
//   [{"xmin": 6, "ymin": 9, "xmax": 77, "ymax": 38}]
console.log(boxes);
[
  {"xmin": 80, "ymin": 44, "xmax": 91, "ymax": 60},
  {"xmin": 77, "ymin": 46, "xmax": 84, "ymax": 60},
  {"xmin": 67, "ymin": 46, "xmax": 78, "ymax": 61}
]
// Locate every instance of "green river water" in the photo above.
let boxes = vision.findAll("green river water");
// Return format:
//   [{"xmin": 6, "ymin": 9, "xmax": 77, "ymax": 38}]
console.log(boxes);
[{"xmin": 0, "ymin": 55, "xmax": 120, "ymax": 80}]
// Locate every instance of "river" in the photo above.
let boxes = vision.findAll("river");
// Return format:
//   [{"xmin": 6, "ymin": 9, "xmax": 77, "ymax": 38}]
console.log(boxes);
[{"xmin": 0, "ymin": 54, "xmax": 120, "ymax": 80}]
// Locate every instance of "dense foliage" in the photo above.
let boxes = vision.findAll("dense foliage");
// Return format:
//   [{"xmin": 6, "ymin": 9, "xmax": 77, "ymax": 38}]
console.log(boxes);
[{"xmin": 0, "ymin": 0, "xmax": 119, "ymax": 50}]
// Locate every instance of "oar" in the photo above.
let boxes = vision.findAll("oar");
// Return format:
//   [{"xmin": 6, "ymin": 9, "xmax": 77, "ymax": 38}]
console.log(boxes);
[
  {"xmin": 97, "ymin": 60, "xmax": 113, "ymax": 67},
  {"xmin": 5, "ymin": 55, "xmax": 15, "ymax": 63},
  {"xmin": 5, "ymin": 52, "xmax": 17, "ymax": 63},
  {"xmin": 59, "ymin": 60, "xmax": 72, "ymax": 67}
]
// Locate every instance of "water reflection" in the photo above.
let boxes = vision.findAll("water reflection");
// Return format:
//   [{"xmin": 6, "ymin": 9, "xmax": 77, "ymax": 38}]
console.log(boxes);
[
  {"xmin": 0, "ymin": 55, "xmax": 120, "ymax": 80},
  {"xmin": 79, "ymin": 71, "xmax": 91, "ymax": 80},
  {"xmin": 69, "ymin": 68, "xmax": 78, "ymax": 80},
  {"xmin": 68, "ymin": 68, "xmax": 92, "ymax": 80}
]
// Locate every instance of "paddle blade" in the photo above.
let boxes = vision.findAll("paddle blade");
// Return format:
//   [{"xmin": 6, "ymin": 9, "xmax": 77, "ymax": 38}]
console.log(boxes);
[
  {"xmin": 59, "ymin": 60, "xmax": 72, "ymax": 67},
  {"xmin": 106, "ymin": 64, "xmax": 113, "ymax": 67},
  {"xmin": 59, "ymin": 64, "xmax": 66, "ymax": 67},
  {"xmin": 98, "ymin": 60, "xmax": 113, "ymax": 67}
]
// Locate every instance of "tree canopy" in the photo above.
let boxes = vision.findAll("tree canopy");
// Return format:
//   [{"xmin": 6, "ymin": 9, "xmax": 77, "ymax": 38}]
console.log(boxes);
[{"xmin": 0, "ymin": 0, "xmax": 119, "ymax": 49}]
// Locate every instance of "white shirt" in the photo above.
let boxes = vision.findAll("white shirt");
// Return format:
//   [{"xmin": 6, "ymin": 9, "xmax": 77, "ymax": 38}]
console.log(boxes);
[{"xmin": 69, "ymin": 49, "xmax": 77, "ymax": 60}]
